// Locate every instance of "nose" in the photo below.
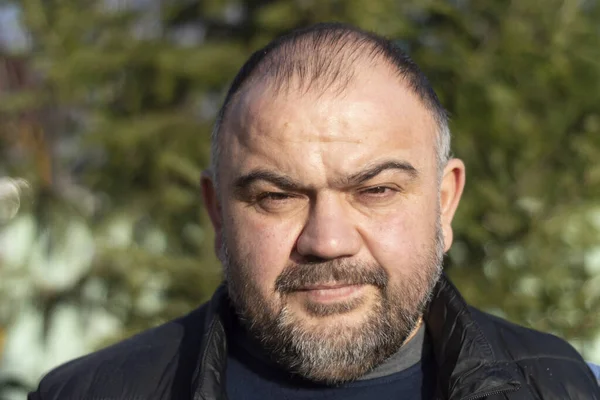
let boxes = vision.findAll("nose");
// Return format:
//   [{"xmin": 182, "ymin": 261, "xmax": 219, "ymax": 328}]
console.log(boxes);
[{"xmin": 295, "ymin": 193, "xmax": 362, "ymax": 261}]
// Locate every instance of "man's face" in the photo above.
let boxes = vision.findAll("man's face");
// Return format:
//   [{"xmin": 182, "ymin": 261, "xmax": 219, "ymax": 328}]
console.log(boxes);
[{"xmin": 202, "ymin": 64, "xmax": 465, "ymax": 383}]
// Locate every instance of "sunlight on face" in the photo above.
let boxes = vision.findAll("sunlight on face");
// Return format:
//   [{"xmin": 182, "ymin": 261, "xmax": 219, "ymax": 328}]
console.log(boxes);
[{"xmin": 204, "ymin": 64, "xmax": 459, "ymax": 383}]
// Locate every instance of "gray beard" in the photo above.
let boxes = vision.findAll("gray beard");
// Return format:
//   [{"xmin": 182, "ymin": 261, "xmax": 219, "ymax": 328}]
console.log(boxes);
[{"xmin": 221, "ymin": 219, "xmax": 444, "ymax": 384}]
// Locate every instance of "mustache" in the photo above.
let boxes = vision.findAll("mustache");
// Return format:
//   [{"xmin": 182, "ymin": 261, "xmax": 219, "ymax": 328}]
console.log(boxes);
[{"xmin": 275, "ymin": 259, "xmax": 388, "ymax": 294}]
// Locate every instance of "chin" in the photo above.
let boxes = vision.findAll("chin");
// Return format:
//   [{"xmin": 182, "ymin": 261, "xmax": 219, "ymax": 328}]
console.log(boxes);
[{"xmin": 287, "ymin": 292, "xmax": 374, "ymax": 329}]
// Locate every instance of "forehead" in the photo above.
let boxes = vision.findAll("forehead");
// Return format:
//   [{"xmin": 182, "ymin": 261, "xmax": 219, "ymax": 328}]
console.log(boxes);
[{"xmin": 220, "ymin": 65, "xmax": 438, "ymax": 181}]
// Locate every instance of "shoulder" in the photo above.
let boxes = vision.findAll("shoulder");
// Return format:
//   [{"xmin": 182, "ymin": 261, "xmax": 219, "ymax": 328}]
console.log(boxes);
[
  {"xmin": 470, "ymin": 308, "xmax": 600, "ymax": 397},
  {"xmin": 469, "ymin": 307, "xmax": 585, "ymax": 363},
  {"xmin": 30, "ymin": 303, "xmax": 209, "ymax": 400}
]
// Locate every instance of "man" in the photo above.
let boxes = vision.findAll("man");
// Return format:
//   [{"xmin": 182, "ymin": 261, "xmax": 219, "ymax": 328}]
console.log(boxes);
[{"xmin": 29, "ymin": 23, "xmax": 600, "ymax": 400}]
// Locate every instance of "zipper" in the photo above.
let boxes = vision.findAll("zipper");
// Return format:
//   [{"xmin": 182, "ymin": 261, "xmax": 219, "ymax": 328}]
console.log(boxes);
[{"xmin": 460, "ymin": 384, "xmax": 521, "ymax": 400}]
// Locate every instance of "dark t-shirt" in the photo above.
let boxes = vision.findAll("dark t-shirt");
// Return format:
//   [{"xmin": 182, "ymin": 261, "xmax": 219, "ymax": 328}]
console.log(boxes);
[
  {"xmin": 225, "ymin": 316, "xmax": 437, "ymax": 399},
  {"xmin": 226, "ymin": 352, "xmax": 436, "ymax": 399}
]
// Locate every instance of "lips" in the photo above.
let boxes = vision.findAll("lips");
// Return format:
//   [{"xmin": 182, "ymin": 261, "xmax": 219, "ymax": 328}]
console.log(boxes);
[
  {"xmin": 297, "ymin": 282, "xmax": 358, "ymax": 291},
  {"xmin": 295, "ymin": 283, "xmax": 365, "ymax": 303}
]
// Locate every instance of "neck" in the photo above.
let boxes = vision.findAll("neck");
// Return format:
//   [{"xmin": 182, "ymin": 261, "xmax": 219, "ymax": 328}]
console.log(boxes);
[
  {"xmin": 359, "ymin": 318, "xmax": 429, "ymax": 380},
  {"xmin": 404, "ymin": 317, "xmax": 424, "ymax": 344}
]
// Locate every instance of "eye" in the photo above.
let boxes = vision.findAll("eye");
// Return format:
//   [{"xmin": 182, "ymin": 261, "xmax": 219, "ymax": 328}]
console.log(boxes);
[
  {"xmin": 360, "ymin": 186, "xmax": 394, "ymax": 196},
  {"xmin": 259, "ymin": 192, "xmax": 293, "ymax": 201},
  {"xmin": 357, "ymin": 185, "xmax": 401, "ymax": 205},
  {"xmin": 255, "ymin": 192, "xmax": 300, "ymax": 212}
]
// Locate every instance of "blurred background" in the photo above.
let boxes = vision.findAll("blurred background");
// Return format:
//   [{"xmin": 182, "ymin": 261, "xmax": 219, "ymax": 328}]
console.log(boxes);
[{"xmin": 0, "ymin": 0, "xmax": 599, "ymax": 398}]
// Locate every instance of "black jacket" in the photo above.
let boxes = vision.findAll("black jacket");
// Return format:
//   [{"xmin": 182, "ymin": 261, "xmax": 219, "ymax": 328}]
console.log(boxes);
[{"xmin": 29, "ymin": 276, "xmax": 600, "ymax": 399}]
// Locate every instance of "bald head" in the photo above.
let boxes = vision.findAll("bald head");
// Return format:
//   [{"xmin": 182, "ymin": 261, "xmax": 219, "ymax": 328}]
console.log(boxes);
[
  {"xmin": 200, "ymin": 24, "xmax": 467, "ymax": 385},
  {"xmin": 210, "ymin": 22, "xmax": 451, "ymax": 182}
]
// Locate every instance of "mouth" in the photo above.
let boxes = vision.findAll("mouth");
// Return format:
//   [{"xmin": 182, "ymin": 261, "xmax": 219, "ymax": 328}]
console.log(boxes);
[{"xmin": 295, "ymin": 283, "xmax": 366, "ymax": 303}]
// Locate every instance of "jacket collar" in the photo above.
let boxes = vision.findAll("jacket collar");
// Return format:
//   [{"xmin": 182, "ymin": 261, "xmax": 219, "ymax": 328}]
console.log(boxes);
[
  {"xmin": 192, "ymin": 274, "xmax": 522, "ymax": 400},
  {"xmin": 191, "ymin": 284, "xmax": 229, "ymax": 400},
  {"xmin": 425, "ymin": 274, "xmax": 521, "ymax": 399}
]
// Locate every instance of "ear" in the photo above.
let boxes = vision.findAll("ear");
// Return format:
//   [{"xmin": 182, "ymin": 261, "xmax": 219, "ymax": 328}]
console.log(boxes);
[
  {"xmin": 439, "ymin": 158, "xmax": 466, "ymax": 252},
  {"xmin": 200, "ymin": 170, "xmax": 223, "ymax": 258}
]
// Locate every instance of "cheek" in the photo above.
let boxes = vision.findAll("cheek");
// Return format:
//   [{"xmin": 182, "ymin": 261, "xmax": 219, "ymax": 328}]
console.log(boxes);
[
  {"xmin": 361, "ymin": 200, "xmax": 438, "ymax": 274},
  {"xmin": 226, "ymin": 207, "xmax": 302, "ymax": 291}
]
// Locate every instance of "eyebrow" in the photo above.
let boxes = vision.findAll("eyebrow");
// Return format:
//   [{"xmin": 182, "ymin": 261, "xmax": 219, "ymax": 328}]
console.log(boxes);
[
  {"xmin": 234, "ymin": 170, "xmax": 303, "ymax": 193},
  {"xmin": 233, "ymin": 160, "xmax": 418, "ymax": 193},
  {"xmin": 340, "ymin": 160, "xmax": 418, "ymax": 186}
]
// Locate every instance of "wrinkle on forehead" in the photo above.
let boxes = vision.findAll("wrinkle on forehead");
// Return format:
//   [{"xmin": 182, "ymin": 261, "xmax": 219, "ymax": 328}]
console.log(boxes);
[
  {"xmin": 223, "ymin": 63, "xmax": 405, "ymax": 140},
  {"xmin": 225, "ymin": 86, "xmax": 390, "ymax": 146}
]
